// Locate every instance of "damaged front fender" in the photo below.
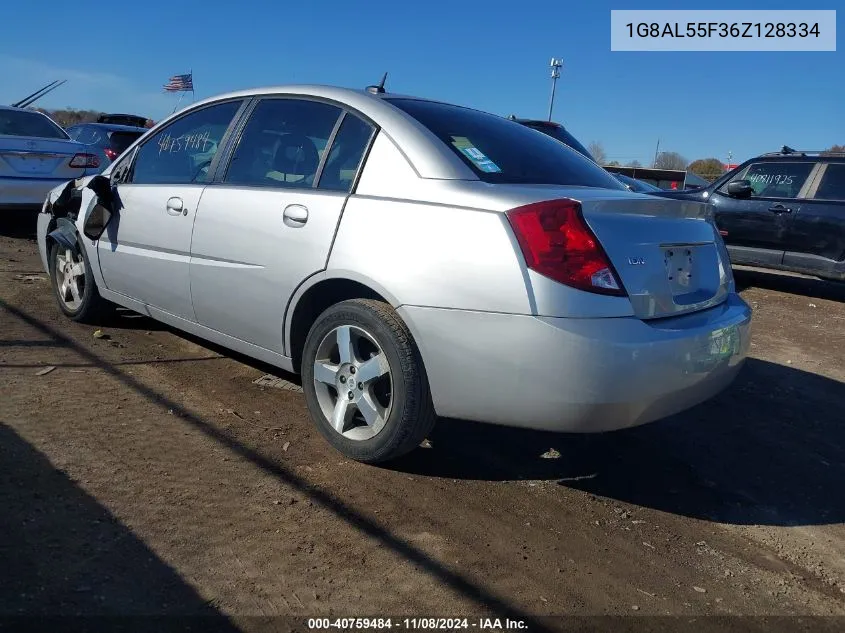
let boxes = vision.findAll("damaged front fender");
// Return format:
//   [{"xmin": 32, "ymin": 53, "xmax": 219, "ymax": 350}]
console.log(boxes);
[{"xmin": 47, "ymin": 217, "xmax": 79, "ymax": 252}]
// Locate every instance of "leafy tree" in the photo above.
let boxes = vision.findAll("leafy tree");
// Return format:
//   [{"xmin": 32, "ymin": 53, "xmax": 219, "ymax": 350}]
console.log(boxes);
[
  {"xmin": 654, "ymin": 151, "xmax": 688, "ymax": 171},
  {"xmin": 687, "ymin": 158, "xmax": 725, "ymax": 182},
  {"xmin": 588, "ymin": 142, "xmax": 607, "ymax": 165}
]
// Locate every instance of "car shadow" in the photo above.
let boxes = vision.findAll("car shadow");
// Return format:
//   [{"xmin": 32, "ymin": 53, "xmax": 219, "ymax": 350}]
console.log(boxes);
[
  {"xmin": 0, "ymin": 210, "xmax": 38, "ymax": 240},
  {"xmin": 735, "ymin": 267, "xmax": 845, "ymax": 303},
  {"xmin": 391, "ymin": 358, "xmax": 845, "ymax": 527},
  {"xmin": 0, "ymin": 423, "xmax": 238, "ymax": 626}
]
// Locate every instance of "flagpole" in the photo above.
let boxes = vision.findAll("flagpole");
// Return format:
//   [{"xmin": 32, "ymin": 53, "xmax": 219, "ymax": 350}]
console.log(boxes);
[{"xmin": 172, "ymin": 90, "xmax": 185, "ymax": 114}]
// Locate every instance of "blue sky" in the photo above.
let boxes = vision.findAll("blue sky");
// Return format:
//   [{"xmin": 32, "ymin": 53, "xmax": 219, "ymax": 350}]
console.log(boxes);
[{"xmin": 1, "ymin": 0, "xmax": 841, "ymax": 166}]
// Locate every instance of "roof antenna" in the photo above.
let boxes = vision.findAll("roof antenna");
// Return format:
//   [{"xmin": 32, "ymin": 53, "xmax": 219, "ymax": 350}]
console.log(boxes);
[{"xmin": 366, "ymin": 72, "xmax": 388, "ymax": 95}]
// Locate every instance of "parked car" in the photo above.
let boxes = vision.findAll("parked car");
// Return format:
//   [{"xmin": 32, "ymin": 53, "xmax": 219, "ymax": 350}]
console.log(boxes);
[
  {"xmin": 0, "ymin": 106, "xmax": 101, "ymax": 211},
  {"xmin": 613, "ymin": 173, "xmax": 662, "ymax": 193},
  {"xmin": 37, "ymin": 85, "xmax": 750, "ymax": 463},
  {"xmin": 97, "ymin": 113, "xmax": 149, "ymax": 128},
  {"xmin": 652, "ymin": 147, "xmax": 845, "ymax": 281},
  {"xmin": 66, "ymin": 122, "xmax": 147, "ymax": 164},
  {"xmin": 509, "ymin": 117, "xmax": 594, "ymax": 161},
  {"xmin": 683, "ymin": 171, "xmax": 710, "ymax": 190}
]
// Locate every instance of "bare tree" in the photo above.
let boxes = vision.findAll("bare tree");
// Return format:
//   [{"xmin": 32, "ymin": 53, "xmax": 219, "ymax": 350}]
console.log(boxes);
[
  {"xmin": 654, "ymin": 151, "xmax": 688, "ymax": 171},
  {"xmin": 588, "ymin": 142, "xmax": 607, "ymax": 165},
  {"xmin": 626, "ymin": 160, "xmax": 642, "ymax": 168}
]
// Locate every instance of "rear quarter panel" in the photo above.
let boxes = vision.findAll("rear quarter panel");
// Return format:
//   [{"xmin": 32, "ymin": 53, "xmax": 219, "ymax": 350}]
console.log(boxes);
[{"xmin": 328, "ymin": 195, "xmax": 531, "ymax": 313}]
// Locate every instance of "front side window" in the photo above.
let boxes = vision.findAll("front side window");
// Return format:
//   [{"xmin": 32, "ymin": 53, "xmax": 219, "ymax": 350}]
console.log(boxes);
[
  {"xmin": 317, "ymin": 114, "xmax": 374, "ymax": 192},
  {"xmin": 224, "ymin": 98, "xmax": 342, "ymax": 188},
  {"xmin": 814, "ymin": 163, "xmax": 845, "ymax": 201},
  {"xmin": 0, "ymin": 109, "xmax": 69, "ymax": 139},
  {"xmin": 130, "ymin": 100, "xmax": 242, "ymax": 185},
  {"xmin": 387, "ymin": 98, "xmax": 624, "ymax": 189},
  {"xmin": 721, "ymin": 161, "xmax": 814, "ymax": 199}
]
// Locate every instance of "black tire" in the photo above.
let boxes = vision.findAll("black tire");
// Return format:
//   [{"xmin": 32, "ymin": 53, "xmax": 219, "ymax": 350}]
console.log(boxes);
[
  {"xmin": 48, "ymin": 238, "xmax": 112, "ymax": 323},
  {"xmin": 301, "ymin": 299, "xmax": 436, "ymax": 464}
]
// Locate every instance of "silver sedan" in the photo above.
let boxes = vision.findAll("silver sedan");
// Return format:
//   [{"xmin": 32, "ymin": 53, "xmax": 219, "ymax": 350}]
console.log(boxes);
[
  {"xmin": 0, "ymin": 106, "xmax": 101, "ymax": 210},
  {"xmin": 36, "ymin": 84, "xmax": 751, "ymax": 463}
]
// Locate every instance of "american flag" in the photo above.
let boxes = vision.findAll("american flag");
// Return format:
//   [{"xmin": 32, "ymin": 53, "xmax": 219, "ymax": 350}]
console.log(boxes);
[{"xmin": 163, "ymin": 73, "xmax": 194, "ymax": 92}]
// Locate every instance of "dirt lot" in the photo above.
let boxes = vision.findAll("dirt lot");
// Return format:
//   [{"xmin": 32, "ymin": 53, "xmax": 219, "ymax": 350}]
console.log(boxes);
[{"xmin": 1, "ymin": 212, "xmax": 844, "ymax": 630}]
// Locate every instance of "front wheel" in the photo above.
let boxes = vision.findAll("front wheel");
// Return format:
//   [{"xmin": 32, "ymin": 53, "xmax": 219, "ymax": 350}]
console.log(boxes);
[
  {"xmin": 301, "ymin": 299, "xmax": 436, "ymax": 463},
  {"xmin": 48, "ymin": 239, "xmax": 112, "ymax": 323}
]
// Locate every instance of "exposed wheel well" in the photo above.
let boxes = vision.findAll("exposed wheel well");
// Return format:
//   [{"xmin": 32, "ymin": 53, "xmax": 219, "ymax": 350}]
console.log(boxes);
[{"xmin": 288, "ymin": 279, "xmax": 388, "ymax": 373}]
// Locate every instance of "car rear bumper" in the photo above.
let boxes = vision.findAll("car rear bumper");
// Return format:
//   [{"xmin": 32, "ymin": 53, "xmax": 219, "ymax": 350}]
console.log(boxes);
[
  {"xmin": 0, "ymin": 176, "xmax": 74, "ymax": 207},
  {"xmin": 398, "ymin": 294, "xmax": 751, "ymax": 432}
]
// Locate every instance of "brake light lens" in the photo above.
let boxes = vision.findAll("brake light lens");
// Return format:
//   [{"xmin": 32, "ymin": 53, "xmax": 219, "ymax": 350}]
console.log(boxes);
[
  {"xmin": 506, "ymin": 199, "xmax": 625, "ymax": 296},
  {"xmin": 69, "ymin": 153, "xmax": 100, "ymax": 169},
  {"xmin": 104, "ymin": 148, "xmax": 118, "ymax": 162}
]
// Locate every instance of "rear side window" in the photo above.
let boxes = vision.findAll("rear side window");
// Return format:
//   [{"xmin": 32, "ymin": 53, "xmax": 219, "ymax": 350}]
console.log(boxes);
[
  {"xmin": 318, "ymin": 114, "xmax": 374, "ymax": 192},
  {"xmin": 224, "ymin": 98, "xmax": 342, "ymax": 188},
  {"xmin": 387, "ymin": 99, "xmax": 624, "ymax": 189},
  {"xmin": 814, "ymin": 163, "xmax": 845, "ymax": 201},
  {"xmin": 722, "ymin": 161, "xmax": 814, "ymax": 199}
]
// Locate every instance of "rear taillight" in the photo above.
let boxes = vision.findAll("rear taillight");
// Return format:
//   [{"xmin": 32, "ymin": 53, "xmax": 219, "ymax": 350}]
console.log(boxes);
[
  {"xmin": 69, "ymin": 153, "xmax": 100, "ymax": 169},
  {"xmin": 506, "ymin": 199, "xmax": 625, "ymax": 296},
  {"xmin": 104, "ymin": 148, "xmax": 118, "ymax": 162}
]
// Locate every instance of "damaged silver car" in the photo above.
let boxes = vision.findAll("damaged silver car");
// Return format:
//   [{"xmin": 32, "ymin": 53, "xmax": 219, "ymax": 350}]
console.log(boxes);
[{"xmin": 37, "ymin": 84, "xmax": 751, "ymax": 463}]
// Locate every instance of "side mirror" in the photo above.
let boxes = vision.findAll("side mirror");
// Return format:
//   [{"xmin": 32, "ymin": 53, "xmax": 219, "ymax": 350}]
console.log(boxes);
[
  {"xmin": 727, "ymin": 180, "xmax": 753, "ymax": 199},
  {"xmin": 82, "ymin": 203, "xmax": 112, "ymax": 241},
  {"xmin": 82, "ymin": 175, "xmax": 115, "ymax": 240}
]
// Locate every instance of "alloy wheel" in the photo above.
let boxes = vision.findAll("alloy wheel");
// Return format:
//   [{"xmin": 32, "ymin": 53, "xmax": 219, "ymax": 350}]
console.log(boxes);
[
  {"xmin": 312, "ymin": 324, "xmax": 393, "ymax": 441},
  {"xmin": 55, "ymin": 247, "xmax": 86, "ymax": 311}
]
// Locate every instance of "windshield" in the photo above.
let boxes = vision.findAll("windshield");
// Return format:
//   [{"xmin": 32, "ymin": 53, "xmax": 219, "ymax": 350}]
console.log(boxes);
[
  {"xmin": 523, "ymin": 123, "xmax": 593, "ymax": 161},
  {"xmin": 109, "ymin": 131, "xmax": 144, "ymax": 154},
  {"xmin": 0, "ymin": 109, "xmax": 69, "ymax": 139},
  {"xmin": 388, "ymin": 99, "xmax": 625, "ymax": 189},
  {"xmin": 616, "ymin": 173, "xmax": 661, "ymax": 193}
]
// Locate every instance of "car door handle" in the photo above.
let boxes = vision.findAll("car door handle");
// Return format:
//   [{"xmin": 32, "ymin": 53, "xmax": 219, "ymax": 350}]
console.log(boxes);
[
  {"xmin": 166, "ymin": 197, "xmax": 186, "ymax": 216},
  {"xmin": 283, "ymin": 204, "xmax": 308, "ymax": 228},
  {"xmin": 767, "ymin": 204, "xmax": 792, "ymax": 214}
]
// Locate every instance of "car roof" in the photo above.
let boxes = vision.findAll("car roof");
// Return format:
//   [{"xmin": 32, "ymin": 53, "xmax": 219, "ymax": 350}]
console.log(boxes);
[
  {"xmin": 0, "ymin": 105, "xmax": 53, "ymax": 115},
  {"xmin": 69, "ymin": 122, "xmax": 147, "ymax": 132},
  {"xmin": 136, "ymin": 85, "xmax": 476, "ymax": 181}
]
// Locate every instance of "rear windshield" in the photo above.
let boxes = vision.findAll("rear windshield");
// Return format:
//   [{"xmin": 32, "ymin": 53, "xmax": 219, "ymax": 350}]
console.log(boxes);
[
  {"xmin": 387, "ymin": 98, "xmax": 624, "ymax": 189},
  {"xmin": 0, "ymin": 109, "xmax": 69, "ymax": 139},
  {"xmin": 109, "ymin": 131, "xmax": 143, "ymax": 154}
]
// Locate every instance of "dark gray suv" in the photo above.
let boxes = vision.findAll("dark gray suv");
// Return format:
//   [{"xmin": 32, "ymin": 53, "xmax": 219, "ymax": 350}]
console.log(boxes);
[{"xmin": 653, "ymin": 148, "xmax": 845, "ymax": 281}]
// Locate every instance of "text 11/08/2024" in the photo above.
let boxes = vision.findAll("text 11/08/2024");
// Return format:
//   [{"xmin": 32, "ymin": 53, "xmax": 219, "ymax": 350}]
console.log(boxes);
[{"xmin": 307, "ymin": 618, "xmax": 527, "ymax": 631}]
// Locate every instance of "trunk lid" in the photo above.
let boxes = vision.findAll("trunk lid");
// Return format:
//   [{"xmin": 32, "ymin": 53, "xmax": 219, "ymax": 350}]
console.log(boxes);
[
  {"xmin": 0, "ymin": 136, "xmax": 89, "ymax": 179},
  {"xmin": 442, "ymin": 182, "xmax": 731, "ymax": 320},
  {"xmin": 578, "ymin": 192, "xmax": 731, "ymax": 319}
]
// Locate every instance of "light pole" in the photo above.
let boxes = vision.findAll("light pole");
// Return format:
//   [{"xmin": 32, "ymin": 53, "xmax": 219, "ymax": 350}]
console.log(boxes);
[{"xmin": 548, "ymin": 58, "xmax": 563, "ymax": 122}]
